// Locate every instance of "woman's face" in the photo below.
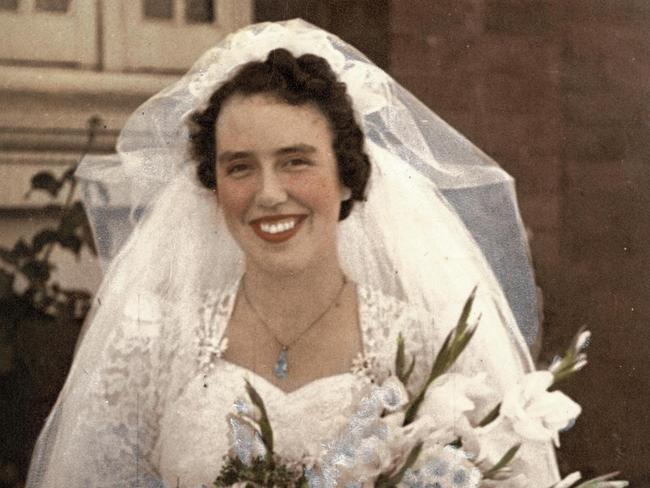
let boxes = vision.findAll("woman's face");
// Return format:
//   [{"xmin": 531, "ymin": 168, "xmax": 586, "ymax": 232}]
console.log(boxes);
[{"xmin": 215, "ymin": 93, "xmax": 349, "ymax": 274}]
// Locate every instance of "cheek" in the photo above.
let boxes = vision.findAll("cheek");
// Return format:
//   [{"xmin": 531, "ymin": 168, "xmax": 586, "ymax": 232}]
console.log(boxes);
[
  {"xmin": 289, "ymin": 174, "xmax": 342, "ymax": 216},
  {"xmin": 216, "ymin": 181, "xmax": 254, "ymax": 222}
]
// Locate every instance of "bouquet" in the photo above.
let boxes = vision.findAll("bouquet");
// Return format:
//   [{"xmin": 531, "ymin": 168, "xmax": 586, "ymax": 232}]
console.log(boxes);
[{"xmin": 214, "ymin": 289, "xmax": 627, "ymax": 488}]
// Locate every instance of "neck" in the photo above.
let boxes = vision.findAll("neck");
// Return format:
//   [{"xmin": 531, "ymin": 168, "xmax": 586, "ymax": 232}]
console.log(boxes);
[{"xmin": 242, "ymin": 256, "xmax": 346, "ymax": 337}]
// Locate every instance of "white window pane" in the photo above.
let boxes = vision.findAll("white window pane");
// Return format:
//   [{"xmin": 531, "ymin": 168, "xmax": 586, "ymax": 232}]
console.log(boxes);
[
  {"xmin": 0, "ymin": 0, "xmax": 18, "ymax": 11},
  {"xmin": 185, "ymin": 0, "xmax": 214, "ymax": 24},
  {"xmin": 35, "ymin": 0, "xmax": 70, "ymax": 12},
  {"xmin": 143, "ymin": 0, "xmax": 173, "ymax": 19}
]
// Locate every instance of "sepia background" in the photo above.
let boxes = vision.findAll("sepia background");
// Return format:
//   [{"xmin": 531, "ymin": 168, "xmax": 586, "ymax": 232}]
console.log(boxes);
[{"xmin": 0, "ymin": 1, "xmax": 648, "ymax": 486}]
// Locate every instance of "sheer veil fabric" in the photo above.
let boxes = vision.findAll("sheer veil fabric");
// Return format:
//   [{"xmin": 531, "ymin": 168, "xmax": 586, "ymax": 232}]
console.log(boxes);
[{"xmin": 27, "ymin": 19, "xmax": 559, "ymax": 486}]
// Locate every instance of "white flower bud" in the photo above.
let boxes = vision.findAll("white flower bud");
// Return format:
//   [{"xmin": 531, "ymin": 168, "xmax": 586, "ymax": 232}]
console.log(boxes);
[
  {"xmin": 576, "ymin": 330, "xmax": 591, "ymax": 351},
  {"xmin": 553, "ymin": 471, "xmax": 582, "ymax": 488}
]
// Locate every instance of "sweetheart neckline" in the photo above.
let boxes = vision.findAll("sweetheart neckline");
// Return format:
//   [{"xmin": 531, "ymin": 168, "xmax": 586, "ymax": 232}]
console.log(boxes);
[
  {"xmin": 217, "ymin": 358, "xmax": 359, "ymax": 398},
  {"xmin": 204, "ymin": 279, "xmax": 371, "ymax": 398}
]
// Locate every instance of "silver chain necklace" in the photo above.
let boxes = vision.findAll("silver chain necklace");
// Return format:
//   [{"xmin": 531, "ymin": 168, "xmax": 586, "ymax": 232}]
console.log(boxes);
[{"xmin": 241, "ymin": 275, "xmax": 347, "ymax": 379}]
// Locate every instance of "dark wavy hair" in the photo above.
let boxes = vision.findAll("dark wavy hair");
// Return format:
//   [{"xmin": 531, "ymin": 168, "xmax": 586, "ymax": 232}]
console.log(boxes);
[{"xmin": 187, "ymin": 48, "xmax": 370, "ymax": 220}]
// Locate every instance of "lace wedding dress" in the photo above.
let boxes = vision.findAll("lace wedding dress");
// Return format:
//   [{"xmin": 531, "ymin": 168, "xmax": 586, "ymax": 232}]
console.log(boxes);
[
  {"xmin": 50, "ymin": 280, "xmax": 556, "ymax": 488},
  {"xmin": 155, "ymin": 281, "xmax": 444, "ymax": 487}
]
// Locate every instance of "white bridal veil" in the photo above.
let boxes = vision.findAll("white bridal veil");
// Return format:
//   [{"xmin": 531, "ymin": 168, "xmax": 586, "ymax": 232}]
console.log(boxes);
[{"xmin": 27, "ymin": 19, "xmax": 556, "ymax": 486}]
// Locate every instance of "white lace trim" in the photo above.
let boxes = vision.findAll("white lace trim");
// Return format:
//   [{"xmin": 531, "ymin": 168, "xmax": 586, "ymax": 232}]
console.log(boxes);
[{"xmin": 195, "ymin": 280, "xmax": 431, "ymax": 391}]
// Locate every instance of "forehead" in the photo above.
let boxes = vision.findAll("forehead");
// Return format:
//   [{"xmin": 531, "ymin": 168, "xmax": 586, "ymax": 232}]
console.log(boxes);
[{"xmin": 215, "ymin": 94, "xmax": 333, "ymax": 153}]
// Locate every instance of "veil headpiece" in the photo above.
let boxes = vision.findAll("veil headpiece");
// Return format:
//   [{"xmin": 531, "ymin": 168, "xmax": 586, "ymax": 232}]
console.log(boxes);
[{"xmin": 28, "ymin": 19, "xmax": 550, "ymax": 486}]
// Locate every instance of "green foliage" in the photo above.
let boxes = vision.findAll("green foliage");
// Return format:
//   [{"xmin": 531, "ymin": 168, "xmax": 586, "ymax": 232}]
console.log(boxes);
[
  {"xmin": 0, "ymin": 116, "xmax": 102, "ymax": 486},
  {"xmin": 403, "ymin": 287, "xmax": 479, "ymax": 426},
  {"xmin": 245, "ymin": 379, "xmax": 274, "ymax": 463},
  {"xmin": 395, "ymin": 332, "xmax": 416, "ymax": 385},
  {"xmin": 214, "ymin": 455, "xmax": 309, "ymax": 488}
]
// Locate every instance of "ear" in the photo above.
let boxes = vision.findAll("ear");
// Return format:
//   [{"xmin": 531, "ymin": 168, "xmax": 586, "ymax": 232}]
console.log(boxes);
[{"xmin": 340, "ymin": 186, "xmax": 352, "ymax": 202}]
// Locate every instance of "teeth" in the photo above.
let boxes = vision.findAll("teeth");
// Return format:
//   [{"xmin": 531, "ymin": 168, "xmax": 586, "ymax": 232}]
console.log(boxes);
[{"xmin": 259, "ymin": 218, "xmax": 297, "ymax": 234}]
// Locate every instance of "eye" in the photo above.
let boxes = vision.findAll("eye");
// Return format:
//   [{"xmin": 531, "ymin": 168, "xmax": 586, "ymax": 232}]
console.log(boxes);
[
  {"xmin": 283, "ymin": 157, "xmax": 311, "ymax": 169},
  {"xmin": 225, "ymin": 162, "xmax": 253, "ymax": 177}
]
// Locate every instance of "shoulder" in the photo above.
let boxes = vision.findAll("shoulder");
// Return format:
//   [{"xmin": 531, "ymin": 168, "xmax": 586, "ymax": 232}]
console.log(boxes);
[
  {"xmin": 356, "ymin": 283, "xmax": 439, "ymax": 395},
  {"xmin": 199, "ymin": 279, "xmax": 239, "ymax": 326},
  {"xmin": 357, "ymin": 283, "xmax": 433, "ymax": 365},
  {"xmin": 357, "ymin": 284, "xmax": 422, "ymax": 325}
]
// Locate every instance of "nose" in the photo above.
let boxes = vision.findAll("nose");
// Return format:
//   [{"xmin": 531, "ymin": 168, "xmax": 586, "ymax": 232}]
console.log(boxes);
[{"xmin": 255, "ymin": 167, "xmax": 288, "ymax": 208}]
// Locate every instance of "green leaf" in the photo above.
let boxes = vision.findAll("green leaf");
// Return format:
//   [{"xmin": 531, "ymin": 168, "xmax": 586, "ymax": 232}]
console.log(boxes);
[
  {"xmin": 447, "ymin": 438, "xmax": 462, "ymax": 449},
  {"xmin": 244, "ymin": 379, "xmax": 274, "ymax": 460},
  {"xmin": 30, "ymin": 171, "xmax": 62, "ymax": 198},
  {"xmin": 59, "ymin": 234, "xmax": 82, "ymax": 255},
  {"xmin": 403, "ymin": 355, "xmax": 416, "ymax": 384},
  {"xmin": 395, "ymin": 333, "xmax": 406, "ymax": 381},
  {"xmin": 0, "ymin": 246, "xmax": 17, "ymax": 266},
  {"xmin": 456, "ymin": 285, "xmax": 478, "ymax": 335},
  {"xmin": 484, "ymin": 444, "xmax": 521, "ymax": 479},
  {"xmin": 479, "ymin": 403, "xmax": 501, "ymax": 427},
  {"xmin": 61, "ymin": 166, "xmax": 76, "ymax": 183},
  {"xmin": 21, "ymin": 261, "xmax": 51, "ymax": 284},
  {"xmin": 12, "ymin": 239, "xmax": 32, "ymax": 259},
  {"xmin": 60, "ymin": 201, "xmax": 87, "ymax": 235},
  {"xmin": 32, "ymin": 230, "xmax": 59, "ymax": 254},
  {"xmin": 395, "ymin": 334, "xmax": 417, "ymax": 386}
]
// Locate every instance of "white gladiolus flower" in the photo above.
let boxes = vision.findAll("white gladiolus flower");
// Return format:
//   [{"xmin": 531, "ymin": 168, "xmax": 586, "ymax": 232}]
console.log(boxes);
[
  {"xmin": 553, "ymin": 471, "xmax": 582, "ymax": 488},
  {"xmin": 419, "ymin": 372, "xmax": 495, "ymax": 428},
  {"xmin": 501, "ymin": 371, "xmax": 582, "ymax": 447}
]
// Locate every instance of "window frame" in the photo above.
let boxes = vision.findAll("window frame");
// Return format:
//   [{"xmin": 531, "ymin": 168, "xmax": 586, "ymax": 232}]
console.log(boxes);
[
  {"xmin": 103, "ymin": 0, "xmax": 252, "ymax": 73},
  {"xmin": 0, "ymin": 0, "xmax": 97, "ymax": 67}
]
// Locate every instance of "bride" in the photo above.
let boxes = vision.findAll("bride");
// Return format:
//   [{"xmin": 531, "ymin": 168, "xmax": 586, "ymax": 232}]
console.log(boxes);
[{"xmin": 27, "ymin": 20, "xmax": 560, "ymax": 487}]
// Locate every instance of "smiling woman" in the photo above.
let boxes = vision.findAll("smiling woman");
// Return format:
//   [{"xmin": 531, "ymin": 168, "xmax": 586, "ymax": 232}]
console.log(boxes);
[
  {"xmin": 212, "ymin": 93, "xmax": 362, "ymax": 392},
  {"xmin": 214, "ymin": 94, "xmax": 346, "ymax": 275},
  {"xmin": 26, "ymin": 20, "xmax": 561, "ymax": 487}
]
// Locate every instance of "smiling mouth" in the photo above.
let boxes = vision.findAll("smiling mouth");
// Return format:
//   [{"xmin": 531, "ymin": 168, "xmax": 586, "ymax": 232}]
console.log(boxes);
[{"xmin": 249, "ymin": 215, "xmax": 307, "ymax": 243}]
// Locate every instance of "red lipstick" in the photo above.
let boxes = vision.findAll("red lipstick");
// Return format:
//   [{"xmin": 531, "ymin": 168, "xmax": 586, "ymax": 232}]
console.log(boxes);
[{"xmin": 249, "ymin": 214, "xmax": 307, "ymax": 243}]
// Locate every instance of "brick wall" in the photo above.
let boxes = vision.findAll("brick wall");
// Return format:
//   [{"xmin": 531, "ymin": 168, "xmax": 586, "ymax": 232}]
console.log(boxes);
[{"xmin": 390, "ymin": 0, "xmax": 649, "ymax": 483}]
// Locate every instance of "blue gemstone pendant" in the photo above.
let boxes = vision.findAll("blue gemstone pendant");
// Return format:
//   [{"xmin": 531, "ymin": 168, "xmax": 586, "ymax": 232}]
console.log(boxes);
[{"xmin": 274, "ymin": 346, "xmax": 288, "ymax": 379}]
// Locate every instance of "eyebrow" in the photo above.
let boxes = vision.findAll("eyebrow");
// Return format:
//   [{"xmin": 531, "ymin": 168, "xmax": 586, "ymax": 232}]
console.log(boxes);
[{"xmin": 217, "ymin": 144, "xmax": 317, "ymax": 164}]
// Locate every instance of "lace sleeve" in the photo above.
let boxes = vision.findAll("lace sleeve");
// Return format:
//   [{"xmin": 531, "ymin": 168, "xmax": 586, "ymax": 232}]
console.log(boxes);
[
  {"xmin": 27, "ymin": 293, "xmax": 168, "ymax": 488},
  {"xmin": 357, "ymin": 285, "xmax": 436, "ymax": 395}
]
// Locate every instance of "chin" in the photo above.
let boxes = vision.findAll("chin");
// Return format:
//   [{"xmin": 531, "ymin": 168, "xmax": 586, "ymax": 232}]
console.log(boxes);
[
  {"xmin": 248, "ymin": 249, "xmax": 318, "ymax": 277},
  {"xmin": 253, "ymin": 261, "xmax": 309, "ymax": 278}
]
